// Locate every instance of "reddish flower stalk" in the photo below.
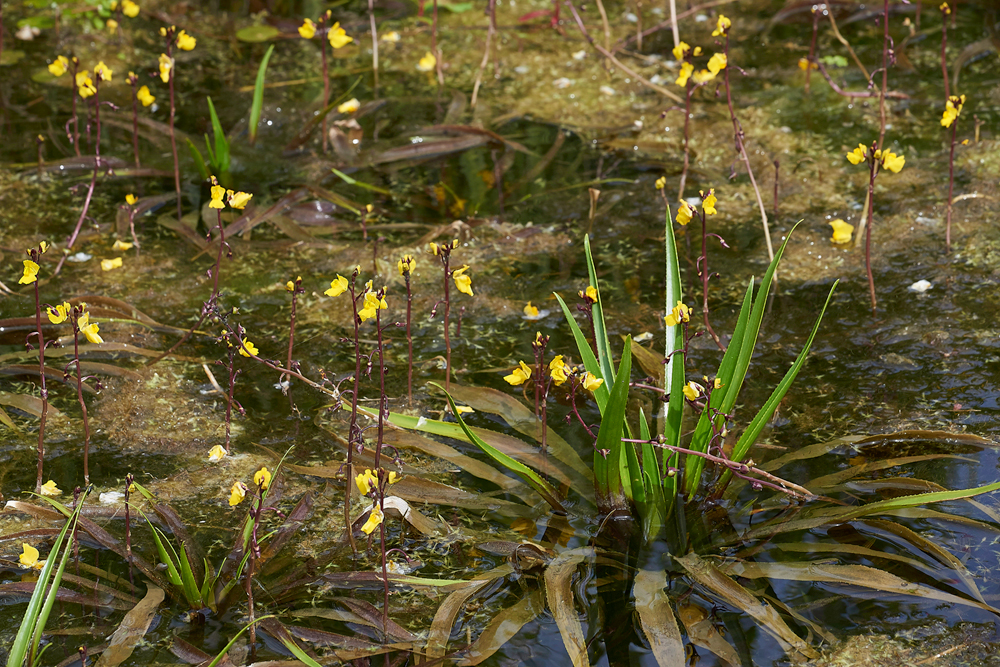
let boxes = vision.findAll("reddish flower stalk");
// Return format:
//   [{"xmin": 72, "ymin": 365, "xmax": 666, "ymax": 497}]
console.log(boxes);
[
  {"xmin": 166, "ymin": 31, "xmax": 182, "ymax": 221},
  {"xmin": 864, "ymin": 142, "xmax": 879, "ymax": 314},
  {"xmin": 70, "ymin": 306, "xmax": 91, "ymax": 485},
  {"xmin": 128, "ymin": 72, "xmax": 141, "ymax": 168},
  {"xmin": 28, "ymin": 255, "xmax": 48, "ymax": 495}
]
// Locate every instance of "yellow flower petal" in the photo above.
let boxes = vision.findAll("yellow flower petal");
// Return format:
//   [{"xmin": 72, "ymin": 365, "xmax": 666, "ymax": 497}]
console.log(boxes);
[
  {"xmin": 228, "ymin": 191, "xmax": 253, "ymax": 209},
  {"xmin": 254, "ymin": 466, "xmax": 271, "ymax": 489},
  {"xmin": 229, "ymin": 481, "xmax": 247, "ymax": 506},
  {"xmin": 504, "ymin": 360, "xmax": 533, "ymax": 386},
  {"xmin": 701, "ymin": 189, "xmax": 718, "ymax": 215},
  {"xmin": 325, "ymin": 275, "xmax": 349, "ymax": 297},
  {"xmin": 19, "ymin": 260, "xmax": 39, "ymax": 285},
  {"xmin": 361, "ymin": 504, "xmax": 383, "ymax": 534},
  {"xmin": 239, "ymin": 338, "xmax": 258, "ymax": 358},
  {"xmin": 208, "ymin": 445, "xmax": 227, "ymax": 462},
  {"xmin": 298, "ymin": 18, "xmax": 316, "ymax": 39},
  {"xmin": 829, "ymin": 219, "xmax": 854, "ymax": 244},
  {"xmin": 337, "ymin": 98, "xmax": 360, "ymax": 114},
  {"xmin": 328, "ymin": 22, "xmax": 353, "ymax": 49},
  {"xmin": 122, "ymin": 0, "xmax": 139, "ymax": 17},
  {"xmin": 136, "ymin": 86, "xmax": 155, "ymax": 107},
  {"xmin": 48, "ymin": 55, "xmax": 69, "ymax": 77},
  {"xmin": 47, "ymin": 302, "xmax": 71, "ymax": 325},
  {"xmin": 452, "ymin": 265, "xmax": 473, "ymax": 296},
  {"xmin": 581, "ymin": 372, "xmax": 604, "ymax": 392},
  {"xmin": 707, "ymin": 53, "xmax": 727, "ymax": 75},
  {"xmin": 675, "ymin": 201, "xmax": 694, "ymax": 226},
  {"xmin": 675, "ymin": 61, "xmax": 694, "ymax": 87},
  {"xmin": 712, "ymin": 14, "xmax": 731, "ymax": 37},
  {"xmin": 398, "ymin": 255, "xmax": 415, "ymax": 276},
  {"xmin": 40, "ymin": 480, "xmax": 62, "ymax": 496},
  {"xmin": 417, "ymin": 51, "xmax": 437, "ymax": 72},
  {"xmin": 101, "ymin": 257, "xmax": 123, "ymax": 271},
  {"xmin": 523, "ymin": 302, "xmax": 539, "ymax": 318},
  {"xmin": 20, "ymin": 543, "xmax": 40, "ymax": 569},
  {"xmin": 176, "ymin": 30, "xmax": 196, "ymax": 51},
  {"xmin": 671, "ymin": 41, "xmax": 690, "ymax": 61}
]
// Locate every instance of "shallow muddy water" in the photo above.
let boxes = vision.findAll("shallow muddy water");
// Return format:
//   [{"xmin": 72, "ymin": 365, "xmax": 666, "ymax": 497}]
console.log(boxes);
[{"xmin": 2, "ymin": 0, "xmax": 1000, "ymax": 665}]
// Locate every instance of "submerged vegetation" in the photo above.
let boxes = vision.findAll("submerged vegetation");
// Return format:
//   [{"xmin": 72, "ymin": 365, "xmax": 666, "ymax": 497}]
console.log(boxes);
[{"xmin": 2, "ymin": 0, "xmax": 1000, "ymax": 665}]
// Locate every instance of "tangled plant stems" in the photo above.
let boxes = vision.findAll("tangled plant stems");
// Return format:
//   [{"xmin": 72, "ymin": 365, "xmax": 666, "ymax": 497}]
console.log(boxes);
[
  {"xmin": 676, "ymin": 189, "xmax": 725, "ymax": 350},
  {"xmin": 429, "ymin": 241, "xmax": 473, "ymax": 392},
  {"xmin": 846, "ymin": 142, "xmax": 905, "ymax": 313},
  {"xmin": 159, "ymin": 25, "xmax": 197, "ymax": 221},
  {"xmin": 398, "ymin": 255, "xmax": 416, "ymax": 405},
  {"xmin": 18, "ymin": 243, "xmax": 51, "ymax": 494}
]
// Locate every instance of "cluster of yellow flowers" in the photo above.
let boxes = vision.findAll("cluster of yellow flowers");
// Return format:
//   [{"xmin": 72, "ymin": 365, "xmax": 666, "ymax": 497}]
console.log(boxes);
[
  {"xmin": 355, "ymin": 468, "xmax": 400, "ymax": 534},
  {"xmin": 229, "ymin": 466, "xmax": 271, "ymax": 506},
  {"xmin": 398, "ymin": 255, "xmax": 416, "ymax": 276},
  {"xmin": 46, "ymin": 302, "xmax": 104, "ymax": 344},
  {"xmin": 503, "ymin": 353, "xmax": 603, "ymax": 392},
  {"xmin": 846, "ymin": 143, "xmax": 906, "ymax": 173},
  {"xmin": 209, "ymin": 183, "xmax": 253, "ymax": 210},
  {"xmin": 299, "ymin": 17, "xmax": 353, "ymax": 48},
  {"xmin": 673, "ymin": 16, "xmax": 730, "ymax": 88},
  {"xmin": 107, "ymin": 0, "xmax": 139, "ymax": 31},
  {"xmin": 676, "ymin": 188, "xmax": 718, "ymax": 226},
  {"xmin": 682, "ymin": 377, "xmax": 722, "ymax": 401},
  {"xmin": 49, "ymin": 58, "xmax": 112, "ymax": 98}
]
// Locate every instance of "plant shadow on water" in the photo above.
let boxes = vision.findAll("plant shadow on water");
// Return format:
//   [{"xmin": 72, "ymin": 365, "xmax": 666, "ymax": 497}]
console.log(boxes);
[{"xmin": 3, "ymin": 0, "xmax": 1000, "ymax": 666}]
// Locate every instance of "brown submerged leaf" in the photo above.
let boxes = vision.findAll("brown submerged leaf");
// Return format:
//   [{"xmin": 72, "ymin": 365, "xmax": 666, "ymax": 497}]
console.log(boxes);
[
  {"xmin": 456, "ymin": 588, "xmax": 546, "ymax": 666},
  {"xmin": 545, "ymin": 547, "xmax": 594, "ymax": 667},
  {"xmin": 677, "ymin": 552, "xmax": 819, "ymax": 660},
  {"xmin": 634, "ymin": 568, "xmax": 685, "ymax": 667},
  {"xmin": 93, "ymin": 585, "xmax": 165, "ymax": 667},
  {"xmin": 677, "ymin": 602, "xmax": 740, "ymax": 667},
  {"xmin": 426, "ymin": 579, "xmax": 493, "ymax": 659}
]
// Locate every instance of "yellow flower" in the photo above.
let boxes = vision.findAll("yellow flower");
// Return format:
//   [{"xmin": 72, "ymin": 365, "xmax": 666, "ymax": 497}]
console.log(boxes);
[
  {"xmin": 228, "ymin": 191, "xmax": 253, "ymax": 209},
  {"xmin": 326, "ymin": 275, "xmax": 349, "ymax": 297},
  {"xmin": 208, "ymin": 445, "xmax": 227, "ymax": 462},
  {"xmin": 254, "ymin": 466, "xmax": 271, "ymax": 489},
  {"xmin": 48, "ymin": 55, "xmax": 69, "ymax": 77},
  {"xmin": 455, "ymin": 406, "xmax": 474, "ymax": 414},
  {"xmin": 19, "ymin": 260, "xmax": 40, "ymax": 285},
  {"xmin": 362, "ymin": 503, "xmax": 383, "ymax": 534},
  {"xmin": 111, "ymin": 240, "xmax": 132, "ymax": 253},
  {"xmin": 682, "ymin": 381, "xmax": 703, "ymax": 400},
  {"xmin": 701, "ymin": 189, "xmax": 718, "ymax": 215},
  {"xmin": 298, "ymin": 18, "xmax": 316, "ymax": 39},
  {"xmin": 655, "ymin": 176, "xmax": 667, "ymax": 190},
  {"xmin": 176, "ymin": 30, "xmax": 196, "ymax": 51},
  {"xmin": 122, "ymin": 0, "xmax": 139, "ymax": 17},
  {"xmin": 337, "ymin": 98, "xmax": 360, "ymax": 114},
  {"xmin": 40, "ymin": 480, "xmax": 62, "ymax": 496},
  {"xmin": 846, "ymin": 143, "xmax": 868, "ymax": 165},
  {"xmin": 676, "ymin": 201, "xmax": 694, "ymax": 226},
  {"xmin": 137, "ymin": 86, "xmax": 155, "ymax": 107},
  {"xmin": 209, "ymin": 185, "xmax": 226, "ymax": 209},
  {"xmin": 581, "ymin": 372, "xmax": 604, "ymax": 392},
  {"xmin": 671, "ymin": 41, "xmax": 690, "ymax": 61},
  {"xmin": 398, "ymin": 255, "xmax": 415, "ymax": 276},
  {"xmin": 829, "ymin": 219, "xmax": 854, "ymax": 244},
  {"xmin": 356, "ymin": 469, "xmax": 377, "ymax": 495},
  {"xmin": 880, "ymin": 150, "xmax": 905, "ymax": 173},
  {"xmin": 941, "ymin": 94, "xmax": 966, "ymax": 128},
  {"xmin": 523, "ymin": 302, "xmax": 539, "ymax": 318},
  {"xmin": 101, "ymin": 257, "xmax": 123, "ymax": 271},
  {"xmin": 549, "ymin": 355, "xmax": 571, "ymax": 386},
  {"xmin": 417, "ymin": 51, "xmax": 437, "ymax": 72},
  {"xmin": 712, "ymin": 14, "xmax": 731, "ymax": 37},
  {"xmin": 664, "ymin": 301, "xmax": 691, "ymax": 327},
  {"xmin": 20, "ymin": 543, "xmax": 43, "ymax": 569},
  {"xmin": 47, "ymin": 302, "xmax": 71, "ymax": 324},
  {"xmin": 452, "ymin": 265, "xmax": 473, "ymax": 296},
  {"xmin": 707, "ymin": 53, "xmax": 727, "ymax": 75},
  {"xmin": 504, "ymin": 361, "xmax": 532, "ymax": 386},
  {"xmin": 39, "ymin": 241, "xmax": 48, "ymax": 254},
  {"xmin": 229, "ymin": 481, "xmax": 248, "ymax": 506},
  {"xmin": 239, "ymin": 338, "xmax": 258, "ymax": 357},
  {"xmin": 126, "ymin": 193, "xmax": 138, "ymax": 205},
  {"xmin": 579, "ymin": 285, "xmax": 598, "ymax": 302},
  {"xmin": 79, "ymin": 313, "xmax": 104, "ymax": 344},
  {"xmin": 107, "ymin": 19, "xmax": 119, "ymax": 32},
  {"xmin": 78, "ymin": 75, "xmax": 96, "ymax": 99},
  {"xmin": 328, "ymin": 22, "xmax": 353, "ymax": 49},
  {"xmin": 285, "ymin": 276, "xmax": 300, "ymax": 292},
  {"xmin": 94, "ymin": 61, "xmax": 112, "ymax": 82},
  {"xmin": 358, "ymin": 290, "xmax": 388, "ymax": 322},
  {"xmin": 797, "ymin": 57, "xmax": 817, "ymax": 71},
  {"xmin": 158, "ymin": 54, "xmax": 173, "ymax": 83},
  {"xmin": 675, "ymin": 61, "xmax": 694, "ymax": 87},
  {"xmin": 940, "ymin": 2, "xmax": 950, "ymax": 14},
  {"xmin": 382, "ymin": 31, "xmax": 401, "ymax": 42},
  {"xmin": 691, "ymin": 69, "xmax": 716, "ymax": 85},
  {"xmin": 388, "ymin": 470, "xmax": 400, "ymax": 484}
]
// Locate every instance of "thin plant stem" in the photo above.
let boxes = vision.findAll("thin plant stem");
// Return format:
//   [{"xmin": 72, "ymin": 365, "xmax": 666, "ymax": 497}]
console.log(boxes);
[
  {"xmin": 698, "ymin": 209, "xmax": 723, "ymax": 350},
  {"xmin": 72, "ymin": 310, "xmax": 90, "ymax": 484},
  {"xmin": 286, "ymin": 282, "xmax": 299, "ymax": 375},
  {"xmin": 594, "ymin": 0, "xmax": 611, "ymax": 54},
  {"xmin": 225, "ymin": 342, "xmax": 236, "ymax": 452},
  {"xmin": 167, "ymin": 38, "xmax": 182, "ymax": 221},
  {"xmin": 722, "ymin": 32, "xmax": 775, "ymax": 269},
  {"xmin": 471, "ymin": 0, "xmax": 497, "ymax": 108},
  {"xmin": 773, "ymin": 158, "xmax": 780, "ymax": 216},
  {"xmin": 668, "ymin": 0, "xmax": 679, "ymax": 46},
  {"xmin": 404, "ymin": 269, "xmax": 413, "ymax": 405},
  {"xmin": 32, "ymin": 278, "xmax": 48, "ymax": 494},
  {"xmin": 70, "ymin": 58, "xmax": 81, "ymax": 156},
  {"xmin": 827, "ymin": 8, "xmax": 870, "ymax": 79},
  {"xmin": 442, "ymin": 252, "xmax": 452, "ymax": 391},
  {"xmin": 865, "ymin": 149, "xmax": 878, "ymax": 314},
  {"xmin": 945, "ymin": 121, "xmax": 957, "ymax": 253},
  {"xmin": 940, "ymin": 5, "xmax": 950, "ymax": 99},
  {"xmin": 61, "ymin": 77, "xmax": 104, "ymax": 269},
  {"xmin": 345, "ymin": 275, "xmax": 363, "ymax": 554},
  {"xmin": 321, "ymin": 15, "xmax": 330, "ymax": 153},
  {"xmin": 677, "ymin": 83, "xmax": 693, "ymax": 202},
  {"xmin": 124, "ymin": 474, "xmax": 135, "ymax": 593},
  {"xmin": 368, "ymin": 0, "xmax": 379, "ymax": 95},
  {"xmin": 805, "ymin": 9, "xmax": 819, "ymax": 94},
  {"xmin": 129, "ymin": 73, "xmax": 140, "ymax": 168},
  {"xmin": 878, "ymin": 0, "xmax": 889, "ymax": 147},
  {"xmin": 373, "ymin": 298, "xmax": 389, "ymax": 636}
]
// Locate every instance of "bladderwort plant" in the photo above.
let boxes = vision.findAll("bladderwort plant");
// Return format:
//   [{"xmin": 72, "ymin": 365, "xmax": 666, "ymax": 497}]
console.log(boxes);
[
  {"xmin": 846, "ymin": 141, "xmax": 906, "ymax": 313},
  {"xmin": 298, "ymin": 13, "xmax": 354, "ymax": 153},
  {"xmin": 675, "ymin": 188, "xmax": 726, "ymax": 350},
  {"xmin": 941, "ymin": 93, "xmax": 966, "ymax": 254},
  {"xmin": 713, "ymin": 14, "xmax": 776, "ymax": 269},
  {"xmin": 158, "ymin": 24, "xmax": 197, "ymax": 221},
  {"xmin": 46, "ymin": 55, "xmax": 81, "ymax": 156},
  {"xmin": 669, "ymin": 39, "xmax": 723, "ymax": 201},
  {"xmin": 48, "ymin": 302, "xmax": 104, "ymax": 485},
  {"xmin": 18, "ymin": 242, "xmax": 51, "ymax": 494},
  {"xmin": 151, "ymin": 180, "xmax": 252, "ymax": 364},
  {"xmin": 398, "ymin": 255, "xmax": 416, "ymax": 404},
  {"xmin": 60, "ymin": 60, "xmax": 113, "ymax": 272},
  {"xmin": 428, "ymin": 240, "xmax": 474, "ymax": 392},
  {"xmin": 282, "ymin": 276, "xmax": 304, "ymax": 395}
]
